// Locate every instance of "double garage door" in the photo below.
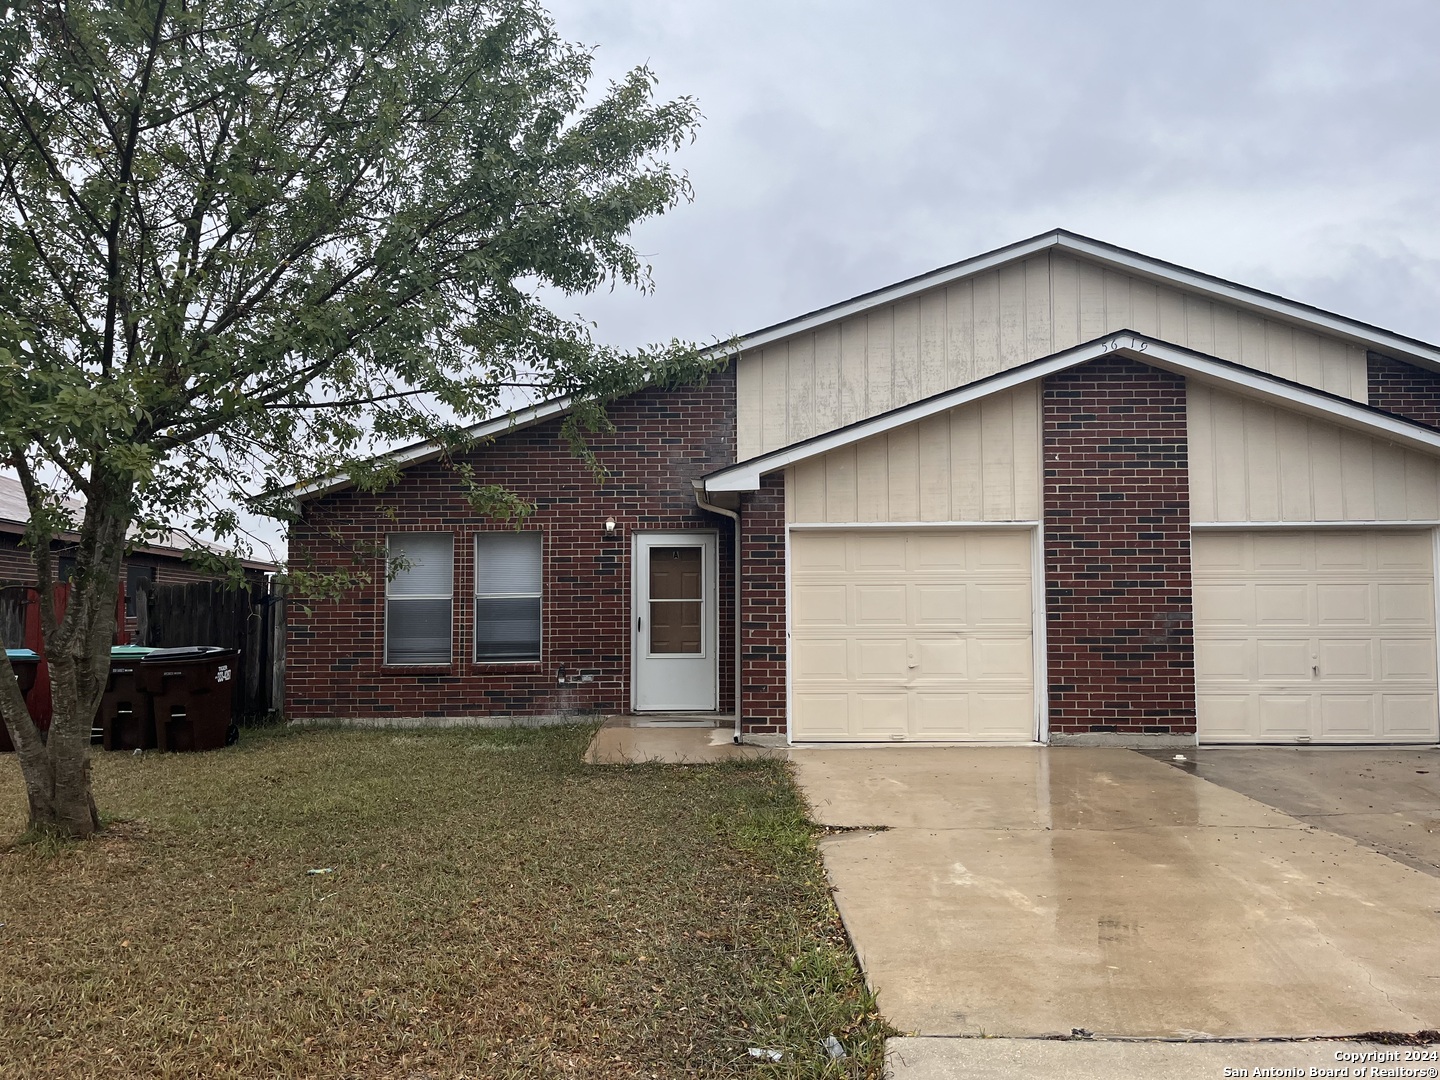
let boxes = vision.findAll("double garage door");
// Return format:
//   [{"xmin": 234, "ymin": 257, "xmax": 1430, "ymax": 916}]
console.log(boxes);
[
  {"xmin": 790, "ymin": 528, "xmax": 1034, "ymax": 742},
  {"xmin": 790, "ymin": 527, "xmax": 1438, "ymax": 745},
  {"xmin": 1195, "ymin": 530, "xmax": 1439, "ymax": 744}
]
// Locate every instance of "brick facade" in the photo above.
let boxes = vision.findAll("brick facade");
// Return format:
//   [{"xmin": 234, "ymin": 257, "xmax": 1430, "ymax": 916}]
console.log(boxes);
[
  {"xmin": 1367, "ymin": 352, "xmax": 1440, "ymax": 430},
  {"xmin": 286, "ymin": 371, "xmax": 737, "ymax": 719},
  {"xmin": 737, "ymin": 473, "xmax": 786, "ymax": 735},
  {"xmin": 1043, "ymin": 357, "xmax": 1196, "ymax": 736}
]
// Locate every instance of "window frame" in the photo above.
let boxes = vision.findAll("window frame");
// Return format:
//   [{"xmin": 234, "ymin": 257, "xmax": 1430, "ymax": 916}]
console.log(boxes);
[
  {"xmin": 473, "ymin": 530, "xmax": 543, "ymax": 665},
  {"xmin": 383, "ymin": 532, "xmax": 454, "ymax": 667}
]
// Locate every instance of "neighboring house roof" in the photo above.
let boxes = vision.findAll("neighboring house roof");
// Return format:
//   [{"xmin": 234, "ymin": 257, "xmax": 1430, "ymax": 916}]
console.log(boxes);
[
  {"xmin": 701, "ymin": 330, "xmax": 1440, "ymax": 493},
  {"xmin": 0, "ymin": 473, "xmax": 277, "ymax": 571},
  {"xmin": 728, "ymin": 229, "xmax": 1440, "ymax": 372}
]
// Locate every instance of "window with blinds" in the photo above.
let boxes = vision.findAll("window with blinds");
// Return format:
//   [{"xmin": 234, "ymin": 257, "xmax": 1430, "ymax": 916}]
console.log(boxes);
[
  {"xmin": 385, "ymin": 533, "xmax": 453, "ymax": 665},
  {"xmin": 475, "ymin": 532, "xmax": 542, "ymax": 662}
]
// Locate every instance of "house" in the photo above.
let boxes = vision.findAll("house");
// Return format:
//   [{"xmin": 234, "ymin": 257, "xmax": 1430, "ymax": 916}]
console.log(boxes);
[
  {"xmin": 0, "ymin": 473, "xmax": 275, "ymax": 639},
  {"xmin": 286, "ymin": 230, "xmax": 1440, "ymax": 747}
]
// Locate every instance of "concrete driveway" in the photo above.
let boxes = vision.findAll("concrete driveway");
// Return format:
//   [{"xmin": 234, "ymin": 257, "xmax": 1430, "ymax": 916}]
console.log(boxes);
[
  {"xmin": 1170, "ymin": 746, "xmax": 1440, "ymax": 877},
  {"xmin": 792, "ymin": 746, "xmax": 1440, "ymax": 1039}
]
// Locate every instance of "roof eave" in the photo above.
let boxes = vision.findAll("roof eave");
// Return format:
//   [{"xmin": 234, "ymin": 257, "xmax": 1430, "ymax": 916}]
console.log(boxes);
[{"xmin": 290, "ymin": 396, "xmax": 574, "ymax": 501}]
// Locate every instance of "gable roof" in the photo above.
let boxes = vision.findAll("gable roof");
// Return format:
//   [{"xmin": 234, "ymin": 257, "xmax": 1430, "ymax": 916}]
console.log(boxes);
[
  {"xmin": 729, "ymin": 229, "xmax": 1440, "ymax": 373},
  {"xmin": 701, "ymin": 330, "xmax": 1440, "ymax": 493},
  {"xmin": 291, "ymin": 229, "xmax": 1440, "ymax": 500}
]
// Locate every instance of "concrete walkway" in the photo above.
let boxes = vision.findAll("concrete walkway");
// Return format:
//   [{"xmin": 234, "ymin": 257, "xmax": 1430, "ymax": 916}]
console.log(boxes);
[
  {"xmin": 792, "ymin": 747, "xmax": 1440, "ymax": 1040},
  {"xmin": 886, "ymin": 1037, "xmax": 1431, "ymax": 1078}
]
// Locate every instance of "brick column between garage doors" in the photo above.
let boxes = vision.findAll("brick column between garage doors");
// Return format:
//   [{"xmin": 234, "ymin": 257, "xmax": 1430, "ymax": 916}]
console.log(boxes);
[
  {"xmin": 1043, "ymin": 356, "xmax": 1195, "ymax": 737},
  {"xmin": 739, "ymin": 473, "xmax": 786, "ymax": 735}
]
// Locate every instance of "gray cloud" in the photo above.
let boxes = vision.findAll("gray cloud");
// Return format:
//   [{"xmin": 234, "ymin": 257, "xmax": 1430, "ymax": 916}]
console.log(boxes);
[{"xmin": 544, "ymin": 0, "xmax": 1440, "ymax": 348}]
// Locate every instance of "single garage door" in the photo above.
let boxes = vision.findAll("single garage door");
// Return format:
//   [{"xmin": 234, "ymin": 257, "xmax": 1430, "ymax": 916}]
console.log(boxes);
[
  {"xmin": 1194, "ymin": 530, "xmax": 1439, "ymax": 744},
  {"xmin": 789, "ymin": 528, "xmax": 1034, "ymax": 742}
]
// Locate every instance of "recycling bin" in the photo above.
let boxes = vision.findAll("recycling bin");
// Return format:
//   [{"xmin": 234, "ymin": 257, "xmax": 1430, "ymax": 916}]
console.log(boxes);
[
  {"xmin": 1, "ymin": 649, "xmax": 40, "ymax": 752},
  {"xmin": 137, "ymin": 646, "xmax": 239, "ymax": 752},
  {"xmin": 99, "ymin": 645, "xmax": 155, "ymax": 751}
]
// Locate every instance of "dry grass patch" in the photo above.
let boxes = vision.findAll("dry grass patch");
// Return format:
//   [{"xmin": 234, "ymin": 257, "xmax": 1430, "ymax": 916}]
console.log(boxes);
[{"xmin": 0, "ymin": 724, "xmax": 890, "ymax": 1078}]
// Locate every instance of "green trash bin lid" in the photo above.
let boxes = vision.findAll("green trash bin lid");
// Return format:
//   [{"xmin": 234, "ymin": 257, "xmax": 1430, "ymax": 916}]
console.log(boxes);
[{"xmin": 110, "ymin": 646, "xmax": 155, "ymax": 659}]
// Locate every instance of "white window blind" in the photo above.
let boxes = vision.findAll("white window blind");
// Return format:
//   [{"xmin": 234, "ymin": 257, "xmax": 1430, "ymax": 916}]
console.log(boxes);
[
  {"xmin": 475, "ymin": 532, "xmax": 542, "ymax": 661},
  {"xmin": 385, "ymin": 533, "xmax": 453, "ymax": 664}
]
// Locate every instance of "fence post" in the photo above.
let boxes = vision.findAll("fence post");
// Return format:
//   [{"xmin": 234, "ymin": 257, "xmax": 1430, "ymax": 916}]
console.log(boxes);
[{"xmin": 136, "ymin": 578, "xmax": 153, "ymax": 645}]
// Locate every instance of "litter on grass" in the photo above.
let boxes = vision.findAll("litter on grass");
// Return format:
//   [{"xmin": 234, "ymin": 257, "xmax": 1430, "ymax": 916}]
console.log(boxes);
[
  {"xmin": 822, "ymin": 1036, "xmax": 846, "ymax": 1059},
  {"xmin": 306, "ymin": 868, "xmax": 335, "ymax": 876},
  {"xmin": 746, "ymin": 1048, "xmax": 783, "ymax": 1062}
]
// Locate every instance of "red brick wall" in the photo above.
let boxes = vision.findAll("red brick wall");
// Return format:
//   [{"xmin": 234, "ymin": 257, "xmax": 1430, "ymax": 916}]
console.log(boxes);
[
  {"xmin": 1368, "ymin": 352, "xmax": 1440, "ymax": 430},
  {"xmin": 1043, "ymin": 356, "xmax": 1195, "ymax": 736},
  {"xmin": 738, "ymin": 473, "xmax": 786, "ymax": 735},
  {"xmin": 286, "ymin": 370, "xmax": 736, "ymax": 718}
]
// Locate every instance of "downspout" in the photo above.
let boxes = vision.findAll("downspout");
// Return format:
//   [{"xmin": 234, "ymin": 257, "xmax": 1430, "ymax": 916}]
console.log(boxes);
[{"xmin": 693, "ymin": 481, "xmax": 743, "ymax": 744}]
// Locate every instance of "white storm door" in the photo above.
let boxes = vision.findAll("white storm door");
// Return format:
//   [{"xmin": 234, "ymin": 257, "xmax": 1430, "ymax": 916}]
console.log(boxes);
[{"xmin": 632, "ymin": 533, "xmax": 718, "ymax": 711}]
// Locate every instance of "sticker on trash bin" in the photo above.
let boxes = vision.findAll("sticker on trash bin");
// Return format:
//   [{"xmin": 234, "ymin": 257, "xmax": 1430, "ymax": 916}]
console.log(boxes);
[{"xmin": 216, "ymin": 665, "xmax": 231, "ymax": 682}]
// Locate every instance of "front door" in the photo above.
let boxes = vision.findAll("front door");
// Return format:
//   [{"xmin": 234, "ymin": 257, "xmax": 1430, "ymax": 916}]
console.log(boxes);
[{"xmin": 632, "ymin": 532, "xmax": 718, "ymax": 711}]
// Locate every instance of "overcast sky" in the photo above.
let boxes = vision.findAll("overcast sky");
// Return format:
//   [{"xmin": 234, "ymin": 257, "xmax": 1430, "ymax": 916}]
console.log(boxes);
[{"xmin": 542, "ymin": 0, "xmax": 1440, "ymax": 350}]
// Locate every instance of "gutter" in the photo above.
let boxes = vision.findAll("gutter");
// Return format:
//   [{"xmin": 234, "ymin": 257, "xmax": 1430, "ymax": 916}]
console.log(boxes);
[{"xmin": 692, "ymin": 481, "xmax": 743, "ymax": 745}]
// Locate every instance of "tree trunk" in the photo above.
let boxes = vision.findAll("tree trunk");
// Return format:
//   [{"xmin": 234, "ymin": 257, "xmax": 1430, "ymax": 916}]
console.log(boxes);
[{"xmin": 0, "ymin": 468, "xmax": 133, "ymax": 839}]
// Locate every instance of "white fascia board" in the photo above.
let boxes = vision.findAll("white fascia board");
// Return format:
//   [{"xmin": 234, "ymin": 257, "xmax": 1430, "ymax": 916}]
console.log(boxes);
[
  {"xmin": 291, "ymin": 396, "xmax": 573, "ymax": 500},
  {"xmin": 704, "ymin": 337, "xmax": 1113, "ymax": 492},
  {"xmin": 1131, "ymin": 339, "xmax": 1440, "ymax": 455},
  {"xmin": 704, "ymin": 331, "xmax": 1440, "ymax": 493},
  {"xmin": 1053, "ymin": 235, "xmax": 1440, "ymax": 371}
]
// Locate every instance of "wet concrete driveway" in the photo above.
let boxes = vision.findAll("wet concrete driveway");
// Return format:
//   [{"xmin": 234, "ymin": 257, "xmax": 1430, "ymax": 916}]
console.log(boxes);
[{"xmin": 792, "ymin": 747, "xmax": 1440, "ymax": 1038}]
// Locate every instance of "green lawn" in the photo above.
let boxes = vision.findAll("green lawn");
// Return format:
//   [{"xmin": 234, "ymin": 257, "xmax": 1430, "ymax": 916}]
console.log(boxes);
[{"xmin": 0, "ymin": 724, "xmax": 890, "ymax": 1079}]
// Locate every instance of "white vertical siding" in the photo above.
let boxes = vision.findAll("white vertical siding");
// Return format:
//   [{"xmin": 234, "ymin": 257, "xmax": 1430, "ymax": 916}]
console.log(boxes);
[
  {"xmin": 735, "ymin": 251, "xmax": 1373, "ymax": 459},
  {"xmin": 1189, "ymin": 384, "xmax": 1440, "ymax": 523},
  {"xmin": 786, "ymin": 384, "xmax": 1041, "ymax": 524}
]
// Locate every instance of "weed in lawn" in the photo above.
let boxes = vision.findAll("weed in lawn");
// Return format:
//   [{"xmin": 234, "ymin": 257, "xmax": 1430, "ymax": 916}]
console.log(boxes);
[{"xmin": 0, "ymin": 724, "xmax": 893, "ymax": 1079}]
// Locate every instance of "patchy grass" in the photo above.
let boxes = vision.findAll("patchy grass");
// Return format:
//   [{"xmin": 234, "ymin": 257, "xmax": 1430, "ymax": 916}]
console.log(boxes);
[{"xmin": 0, "ymin": 725, "xmax": 892, "ymax": 1078}]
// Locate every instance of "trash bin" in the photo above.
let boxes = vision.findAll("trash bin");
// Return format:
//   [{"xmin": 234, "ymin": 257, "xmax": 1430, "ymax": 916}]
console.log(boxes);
[
  {"xmin": 1, "ymin": 649, "xmax": 40, "ymax": 753},
  {"xmin": 137, "ymin": 646, "xmax": 240, "ymax": 752},
  {"xmin": 99, "ymin": 645, "xmax": 155, "ymax": 751}
]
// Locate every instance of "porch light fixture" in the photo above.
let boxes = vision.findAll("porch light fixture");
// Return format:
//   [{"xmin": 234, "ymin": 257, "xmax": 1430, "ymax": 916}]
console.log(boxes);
[{"xmin": 604, "ymin": 517, "xmax": 617, "ymax": 535}]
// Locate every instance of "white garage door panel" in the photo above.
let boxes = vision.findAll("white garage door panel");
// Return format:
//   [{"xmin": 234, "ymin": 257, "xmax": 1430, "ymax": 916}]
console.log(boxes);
[
  {"xmin": 790, "ymin": 529, "xmax": 1034, "ymax": 742},
  {"xmin": 1194, "ymin": 531, "xmax": 1439, "ymax": 744}
]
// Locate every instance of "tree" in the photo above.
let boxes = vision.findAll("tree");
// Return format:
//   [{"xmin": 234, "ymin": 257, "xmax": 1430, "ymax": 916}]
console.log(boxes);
[{"xmin": 0, "ymin": 0, "xmax": 709, "ymax": 837}]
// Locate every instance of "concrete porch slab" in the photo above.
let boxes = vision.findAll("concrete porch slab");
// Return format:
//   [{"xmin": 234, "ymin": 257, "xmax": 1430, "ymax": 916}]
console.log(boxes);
[{"xmin": 583, "ymin": 715, "xmax": 784, "ymax": 764}]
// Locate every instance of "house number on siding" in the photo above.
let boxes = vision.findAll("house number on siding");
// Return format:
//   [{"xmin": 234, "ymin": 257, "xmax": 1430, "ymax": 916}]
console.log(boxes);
[{"xmin": 1102, "ymin": 337, "xmax": 1147, "ymax": 353}]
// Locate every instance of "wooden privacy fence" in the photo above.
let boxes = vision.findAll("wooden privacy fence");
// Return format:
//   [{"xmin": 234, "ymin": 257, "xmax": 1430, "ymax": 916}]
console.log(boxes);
[
  {"xmin": 1, "ymin": 579, "xmax": 285, "ymax": 725},
  {"xmin": 135, "ymin": 579, "xmax": 281, "ymax": 721}
]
